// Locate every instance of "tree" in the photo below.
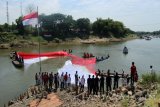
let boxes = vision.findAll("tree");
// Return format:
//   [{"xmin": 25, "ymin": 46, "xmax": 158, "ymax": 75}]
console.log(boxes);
[
  {"xmin": 26, "ymin": 4, "xmax": 36, "ymax": 14},
  {"xmin": 11, "ymin": 22, "xmax": 17, "ymax": 32},
  {"xmin": 76, "ymin": 18, "xmax": 91, "ymax": 38},
  {"xmin": 92, "ymin": 18, "xmax": 131, "ymax": 38},
  {"xmin": 15, "ymin": 17, "xmax": 24, "ymax": 35},
  {"xmin": 3, "ymin": 23, "xmax": 9, "ymax": 32},
  {"xmin": 39, "ymin": 13, "xmax": 76, "ymax": 39}
]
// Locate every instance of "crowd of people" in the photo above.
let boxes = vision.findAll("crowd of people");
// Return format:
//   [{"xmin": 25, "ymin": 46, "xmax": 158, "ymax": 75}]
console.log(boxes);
[
  {"xmin": 63, "ymin": 49, "xmax": 72, "ymax": 53},
  {"xmin": 35, "ymin": 62, "xmax": 139, "ymax": 95},
  {"xmin": 83, "ymin": 52, "xmax": 94, "ymax": 58}
]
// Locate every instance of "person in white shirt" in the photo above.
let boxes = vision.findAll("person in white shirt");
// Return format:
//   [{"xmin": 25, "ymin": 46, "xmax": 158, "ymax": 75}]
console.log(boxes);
[
  {"xmin": 121, "ymin": 71, "xmax": 127, "ymax": 86},
  {"xmin": 150, "ymin": 65, "xmax": 155, "ymax": 83},
  {"xmin": 80, "ymin": 75, "xmax": 85, "ymax": 92},
  {"xmin": 123, "ymin": 75, "xmax": 128, "ymax": 86},
  {"xmin": 67, "ymin": 74, "xmax": 71, "ymax": 88},
  {"xmin": 150, "ymin": 66, "xmax": 154, "ymax": 74}
]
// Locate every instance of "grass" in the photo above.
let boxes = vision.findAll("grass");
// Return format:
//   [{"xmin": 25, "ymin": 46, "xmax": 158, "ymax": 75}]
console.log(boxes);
[
  {"xmin": 144, "ymin": 87, "xmax": 160, "ymax": 107},
  {"xmin": 140, "ymin": 72, "xmax": 160, "ymax": 86},
  {"xmin": 141, "ymin": 72, "xmax": 160, "ymax": 107},
  {"xmin": 121, "ymin": 96, "xmax": 129, "ymax": 107}
]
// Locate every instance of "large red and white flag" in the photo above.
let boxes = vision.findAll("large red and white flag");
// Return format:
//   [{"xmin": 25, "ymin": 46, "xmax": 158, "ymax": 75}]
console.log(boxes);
[
  {"xmin": 17, "ymin": 51, "xmax": 96, "ymax": 86},
  {"xmin": 22, "ymin": 12, "xmax": 38, "ymax": 26}
]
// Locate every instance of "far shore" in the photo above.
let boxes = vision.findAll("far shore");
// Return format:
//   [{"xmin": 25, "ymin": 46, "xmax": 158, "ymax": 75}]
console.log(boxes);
[{"xmin": 0, "ymin": 34, "xmax": 138, "ymax": 49}]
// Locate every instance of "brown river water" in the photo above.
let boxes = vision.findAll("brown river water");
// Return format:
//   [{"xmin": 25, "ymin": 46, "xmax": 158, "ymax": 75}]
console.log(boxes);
[{"xmin": 0, "ymin": 38, "xmax": 160, "ymax": 106}]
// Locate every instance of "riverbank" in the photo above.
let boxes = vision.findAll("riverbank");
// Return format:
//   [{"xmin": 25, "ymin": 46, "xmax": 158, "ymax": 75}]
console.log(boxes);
[
  {"xmin": 7, "ymin": 72, "xmax": 160, "ymax": 107},
  {"xmin": 0, "ymin": 34, "xmax": 138, "ymax": 49},
  {"xmin": 8, "ymin": 81, "xmax": 160, "ymax": 107}
]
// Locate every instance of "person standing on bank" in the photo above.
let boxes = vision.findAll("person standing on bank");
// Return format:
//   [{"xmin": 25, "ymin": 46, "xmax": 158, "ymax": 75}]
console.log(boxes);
[
  {"xmin": 80, "ymin": 75, "xmax": 85, "ymax": 92},
  {"xmin": 90, "ymin": 75, "xmax": 95, "ymax": 94},
  {"xmin": 106, "ymin": 70, "xmax": 112, "ymax": 93},
  {"xmin": 54, "ymin": 73, "xmax": 58, "ymax": 90},
  {"xmin": 130, "ymin": 62, "xmax": 137, "ymax": 86},
  {"xmin": 64, "ymin": 72, "xmax": 68, "ymax": 89},
  {"xmin": 150, "ymin": 65, "xmax": 155, "ymax": 83},
  {"xmin": 87, "ymin": 75, "xmax": 91, "ymax": 94},
  {"xmin": 67, "ymin": 74, "xmax": 71, "ymax": 88},
  {"xmin": 75, "ymin": 71, "xmax": 78, "ymax": 86},
  {"xmin": 60, "ymin": 72, "xmax": 64, "ymax": 89},
  {"xmin": 113, "ymin": 72, "xmax": 119, "ymax": 89},
  {"xmin": 95, "ymin": 75, "xmax": 99, "ymax": 95},
  {"xmin": 57, "ymin": 73, "xmax": 60, "ymax": 88},
  {"xmin": 35, "ymin": 73, "xmax": 38, "ymax": 85},
  {"xmin": 100, "ymin": 74, "xmax": 104, "ymax": 94},
  {"xmin": 48, "ymin": 72, "xmax": 53, "ymax": 90}
]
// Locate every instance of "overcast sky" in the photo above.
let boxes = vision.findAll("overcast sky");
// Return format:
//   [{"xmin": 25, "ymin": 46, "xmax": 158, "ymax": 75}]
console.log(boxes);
[{"xmin": 0, "ymin": 0, "xmax": 160, "ymax": 31}]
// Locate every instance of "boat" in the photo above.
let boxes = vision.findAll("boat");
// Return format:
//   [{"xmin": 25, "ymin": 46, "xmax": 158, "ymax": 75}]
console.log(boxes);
[
  {"xmin": 123, "ymin": 47, "xmax": 128, "ymax": 54},
  {"xmin": 12, "ymin": 60, "xmax": 24, "ymax": 68},
  {"xmin": 96, "ymin": 55, "xmax": 110, "ymax": 62},
  {"xmin": 82, "ymin": 55, "xmax": 95, "ymax": 58},
  {"xmin": 145, "ymin": 37, "xmax": 151, "ymax": 40}
]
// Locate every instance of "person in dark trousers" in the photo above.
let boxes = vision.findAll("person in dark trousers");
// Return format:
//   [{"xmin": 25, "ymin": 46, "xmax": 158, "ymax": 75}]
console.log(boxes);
[
  {"xmin": 90, "ymin": 75, "xmax": 95, "ymax": 94},
  {"xmin": 54, "ymin": 74, "xmax": 58, "ymax": 91},
  {"xmin": 100, "ymin": 74, "xmax": 104, "ymax": 94},
  {"xmin": 130, "ymin": 62, "xmax": 136, "ymax": 86},
  {"xmin": 64, "ymin": 72, "xmax": 68, "ymax": 89},
  {"xmin": 35, "ymin": 73, "xmax": 38, "ymax": 85},
  {"xmin": 57, "ymin": 73, "xmax": 60, "ymax": 88},
  {"xmin": 95, "ymin": 75, "xmax": 99, "ymax": 95},
  {"xmin": 87, "ymin": 75, "xmax": 91, "ymax": 94},
  {"xmin": 106, "ymin": 70, "xmax": 112, "ymax": 93},
  {"xmin": 60, "ymin": 72, "xmax": 64, "ymax": 89},
  {"xmin": 49, "ymin": 72, "xmax": 53, "ymax": 90},
  {"xmin": 134, "ymin": 71, "xmax": 138, "ymax": 82},
  {"xmin": 113, "ymin": 72, "xmax": 119, "ymax": 90},
  {"xmin": 46, "ymin": 73, "xmax": 49, "ymax": 90},
  {"xmin": 126, "ymin": 74, "xmax": 130, "ymax": 85},
  {"xmin": 80, "ymin": 75, "xmax": 85, "ymax": 92},
  {"xmin": 75, "ymin": 71, "xmax": 78, "ymax": 86},
  {"xmin": 44, "ymin": 72, "xmax": 48, "ymax": 91}
]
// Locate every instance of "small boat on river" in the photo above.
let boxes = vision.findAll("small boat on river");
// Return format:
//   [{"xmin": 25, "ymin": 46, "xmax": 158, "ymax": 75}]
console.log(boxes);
[
  {"xmin": 145, "ymin": 37, "xmax": 151, "ymax": 40},
  {"xmin": 12, "ymin": 60, "xmax": 24, "ymax": 68},
  {"xmin": 123, "ymin": 47, "xmax": 128, "ymax": 54},
  {"xmin": 96, "ymin": 55, "xmax": 110, "ymax": 62}
]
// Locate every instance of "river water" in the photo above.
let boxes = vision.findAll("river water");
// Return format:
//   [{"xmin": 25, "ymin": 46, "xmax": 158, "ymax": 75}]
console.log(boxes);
[{"xmin": 0, "ymin": 38, "xmax": 160, "ymax": 106}]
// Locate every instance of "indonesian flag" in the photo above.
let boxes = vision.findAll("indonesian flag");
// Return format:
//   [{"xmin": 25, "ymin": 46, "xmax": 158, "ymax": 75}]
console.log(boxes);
[
  {"xmin": 18, "ymin": 51, "xmax": 69, "ymax": 64},
  {"xmin": 22, "ymin": 12, "xmax": 38, "ymax": 26},
  {"xmin": 58, "ymin": 56, "xmax": 96, "ymax": 86},
  {"xmin": 17, "ymin": 51, "xmax": 96, "ymax": 86}
]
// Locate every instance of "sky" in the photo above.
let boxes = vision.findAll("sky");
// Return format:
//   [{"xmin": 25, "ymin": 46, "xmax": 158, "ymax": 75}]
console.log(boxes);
[{"xmin": 0, "ymin": 0, "xmax": 160, "ymax": 32}]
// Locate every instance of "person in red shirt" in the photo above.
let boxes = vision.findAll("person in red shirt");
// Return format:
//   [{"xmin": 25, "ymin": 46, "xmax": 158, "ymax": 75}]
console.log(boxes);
[
  {"xmin": 64, "ymin": 72, "xmax": 68, "ymax": 89},
  {"xmin": 134, "ymin": 71, "xmax": 138, "ymax": 82},
  {"xmin": 130, "ymin": 62, "xmax": 137, "ymax": 85}
]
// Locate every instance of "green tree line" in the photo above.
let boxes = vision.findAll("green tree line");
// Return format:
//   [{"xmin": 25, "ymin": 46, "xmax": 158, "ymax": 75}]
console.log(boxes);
[
  {"xmin": 0, "ymin": 13, "xmax": 134, "ymax": 41},
  {"xmin": 136, "ymin": 30, "xmax": 160, "ymax": 36}
]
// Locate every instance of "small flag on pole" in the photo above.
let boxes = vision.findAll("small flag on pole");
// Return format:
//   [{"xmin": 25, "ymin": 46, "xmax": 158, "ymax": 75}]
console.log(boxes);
[{"xmin": 22, "ymin": 12, "xmax": 38, "ymax": 26}]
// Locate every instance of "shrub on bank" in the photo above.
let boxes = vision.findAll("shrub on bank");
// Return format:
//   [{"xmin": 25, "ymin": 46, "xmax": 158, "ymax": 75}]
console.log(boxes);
[{"xmin": 140, "ymin": 72, "xmax": 160, "ymax": 85}]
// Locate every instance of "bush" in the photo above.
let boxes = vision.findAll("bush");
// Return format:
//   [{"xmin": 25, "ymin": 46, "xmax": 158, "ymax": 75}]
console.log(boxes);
[{"xmin": 141, "ymin": 72, "xmax": 160, "ymax": 85}]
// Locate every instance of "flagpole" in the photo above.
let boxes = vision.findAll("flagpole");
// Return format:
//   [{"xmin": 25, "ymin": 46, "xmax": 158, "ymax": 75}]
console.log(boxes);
[{"xmin": 37, "ymin": 6, "xmax": 42, "ymax": 72}]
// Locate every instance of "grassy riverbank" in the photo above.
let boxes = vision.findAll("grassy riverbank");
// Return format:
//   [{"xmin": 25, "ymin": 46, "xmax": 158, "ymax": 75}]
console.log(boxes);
[{"xmin": 0, "ymin": 32, "xmax": 138, "ymax": 49}]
